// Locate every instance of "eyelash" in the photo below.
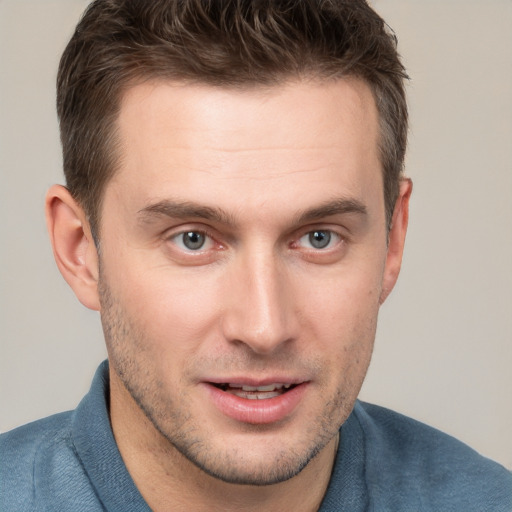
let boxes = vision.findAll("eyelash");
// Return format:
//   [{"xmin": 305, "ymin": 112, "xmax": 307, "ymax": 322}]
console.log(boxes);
[
  {"xmin": 295, "ymin": 229, "xmax": 343, "ymax": 251},
  {"xmin": 167, "ymin": 228, "xmax": 220, "ymax": 252}
]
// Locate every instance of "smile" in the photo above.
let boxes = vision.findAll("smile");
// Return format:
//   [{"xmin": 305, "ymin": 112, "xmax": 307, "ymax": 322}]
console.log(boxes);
[
  {"xmin": 212, "ymin": 383, "xmax": 295, "ymax": 400},
  {"xmin": 205, "ymin": 381, "xmax": 308, "ymax": 424}
]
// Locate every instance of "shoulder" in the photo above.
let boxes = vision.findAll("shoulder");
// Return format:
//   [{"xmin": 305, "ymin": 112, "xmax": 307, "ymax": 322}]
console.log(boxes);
[
  {"xmin": 352, "ymin": 401, "xmax": 512, "ymax": 511},
  {"xmin": 1, "ymin": 410, "xmax": 73, "ymax": 449},
  {"xmin": 1, "ymin": 411, "xmax": 75, "ymax": 479},
  {"xmin": 0, "ymin": 412, "xmax": 96, "ymax": 511}
]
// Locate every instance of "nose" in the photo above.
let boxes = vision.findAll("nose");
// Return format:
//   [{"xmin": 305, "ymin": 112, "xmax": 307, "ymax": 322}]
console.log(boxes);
[{"xmin": 221, "ymin": 248, "xmax": 298, "ymax": 355}]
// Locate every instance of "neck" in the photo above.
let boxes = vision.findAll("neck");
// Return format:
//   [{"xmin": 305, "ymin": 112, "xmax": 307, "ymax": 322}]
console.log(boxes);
[{"xmin": 109, "ymin": 373, "xmax": 338, "ymax": 512}]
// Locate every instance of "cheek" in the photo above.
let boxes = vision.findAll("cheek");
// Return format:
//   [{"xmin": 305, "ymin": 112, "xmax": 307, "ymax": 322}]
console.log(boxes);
[
  {"xmin": 110, "ymin": 261, "xmax": 224, "ymax": 350},
  {"xmin": 296, "ymin": 263, "xmax": 382, "ymax": 375},
  {"xmin": 300, "ymin": 262, "xmax": 383, "ymax": 330}
]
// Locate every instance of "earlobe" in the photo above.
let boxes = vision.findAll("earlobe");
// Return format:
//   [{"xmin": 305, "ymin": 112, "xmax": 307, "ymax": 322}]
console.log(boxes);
[
  {"xmin": 45, "ymin": 185, "xmax": 101, "ymax": 311},
  {"xmin": 379, "ymin": 178, "xmax": 413, "ymax": 304}
]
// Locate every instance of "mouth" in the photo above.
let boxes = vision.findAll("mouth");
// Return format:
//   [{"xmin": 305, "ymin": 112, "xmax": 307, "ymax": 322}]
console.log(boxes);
[
  {"xmin": 211, "ymin": 382, "xmax": 297, "ymax": 400},
  {"xmin": 204, "ymin": 380, "xmax": 308, "ymax": 424}
]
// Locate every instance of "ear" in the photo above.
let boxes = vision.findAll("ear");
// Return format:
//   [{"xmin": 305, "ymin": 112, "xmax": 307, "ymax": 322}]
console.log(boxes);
[
  {"xmin": 45, "ymin": 185, "xmax": 100, "ymax": 311},
  {"xmin": 380, "ymin": 178, "xmax": 413, "ymax": 304}
]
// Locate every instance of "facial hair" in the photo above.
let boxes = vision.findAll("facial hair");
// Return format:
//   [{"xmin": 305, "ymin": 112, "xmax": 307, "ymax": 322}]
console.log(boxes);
[{"xmin": 98, "ymin": 270, "xmax": 371, "ymax": 485}]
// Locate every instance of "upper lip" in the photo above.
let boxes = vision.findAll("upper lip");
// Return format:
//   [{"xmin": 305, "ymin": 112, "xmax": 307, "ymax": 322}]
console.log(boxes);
[{"xmin": 204, "ymin": 377, "xmax": 307, "ymax": 387}]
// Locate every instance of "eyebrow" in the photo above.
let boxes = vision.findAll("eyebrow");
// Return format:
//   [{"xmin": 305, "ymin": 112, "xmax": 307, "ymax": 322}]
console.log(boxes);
[
  {"xmin": 295, "ymin": 197, "xmax": 367, "ymax": 224},
  {"xmin": 137, "ymin": 196, "xmax": 367, "ymax": 226},
  {"xmin": 137, "ymin": 200, "xmax": 236, "ymax": 225}
]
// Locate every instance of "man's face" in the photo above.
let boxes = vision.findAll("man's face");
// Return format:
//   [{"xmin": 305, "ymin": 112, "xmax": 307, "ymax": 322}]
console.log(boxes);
[{"xmin": 98, "ymin": 79, "xmax": 394, "ymax": 484}]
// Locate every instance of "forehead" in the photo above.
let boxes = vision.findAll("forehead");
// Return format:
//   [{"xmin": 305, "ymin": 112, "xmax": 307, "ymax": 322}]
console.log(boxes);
[
  {"xmin": 117, "ymin": 77, "xmax": 378, "ymax": 151},
  {"xmin": 108, "ymin": 78, "xmax": 382, "ymax": 221}
]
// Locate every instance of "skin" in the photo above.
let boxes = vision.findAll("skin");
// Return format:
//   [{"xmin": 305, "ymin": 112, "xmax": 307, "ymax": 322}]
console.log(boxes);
[{"xmin": 46, "ymin": 78, "xmax": 411, "ymax": 511}]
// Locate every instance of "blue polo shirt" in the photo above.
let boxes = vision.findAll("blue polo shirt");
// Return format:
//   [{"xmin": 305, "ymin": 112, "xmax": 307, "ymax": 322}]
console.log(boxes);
[{"xmin": 1, "ymin": 361, "xmax": 511, "ymax": 511}]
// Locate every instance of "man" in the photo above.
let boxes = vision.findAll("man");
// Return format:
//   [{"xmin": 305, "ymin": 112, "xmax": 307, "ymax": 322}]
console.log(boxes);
[{"xmin": 1, "ymin": 0, "xmax": 510, "ymax": 510}]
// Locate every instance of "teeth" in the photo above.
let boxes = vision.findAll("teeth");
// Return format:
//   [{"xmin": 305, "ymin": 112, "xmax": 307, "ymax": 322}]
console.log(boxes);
[
  {"xmin": 241, "ymin": 383, "xmax": 284, "ymax": 392},
  {"xmin": 215, "ymin": 382, "xmax": 296, "ymax": 397}
]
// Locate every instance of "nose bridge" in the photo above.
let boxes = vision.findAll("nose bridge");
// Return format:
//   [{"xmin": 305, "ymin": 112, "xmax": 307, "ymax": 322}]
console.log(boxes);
[{"xmin": 223, "ymin": 244, "xmax": 295, "ymax": 354}]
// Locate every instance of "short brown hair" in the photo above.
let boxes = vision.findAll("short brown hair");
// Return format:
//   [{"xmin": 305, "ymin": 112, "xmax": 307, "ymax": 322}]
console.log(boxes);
[{"xmin": 57, "ymin": 0, "xmax": 408, "ymax": 237}]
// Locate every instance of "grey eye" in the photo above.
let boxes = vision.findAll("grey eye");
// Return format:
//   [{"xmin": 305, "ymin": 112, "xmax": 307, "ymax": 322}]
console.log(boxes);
[
  {"xmin": 308, "ymin": 230, "xmax": 331, "ymax": 249},
  {"xmin": 182, "ymin": 231, "xmax": 206, "ymax": 250}
]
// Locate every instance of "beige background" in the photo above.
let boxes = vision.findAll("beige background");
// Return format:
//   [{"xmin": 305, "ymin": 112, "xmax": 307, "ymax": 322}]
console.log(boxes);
[{"xmin": 1, "ymin": 0, "xmax": 511, "ymax": 469}]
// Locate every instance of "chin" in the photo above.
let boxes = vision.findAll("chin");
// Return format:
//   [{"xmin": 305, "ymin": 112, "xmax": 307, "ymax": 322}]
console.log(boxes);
[{"xmin": 172, "ymin": 442, "xmax": 316, "ymax": 486}]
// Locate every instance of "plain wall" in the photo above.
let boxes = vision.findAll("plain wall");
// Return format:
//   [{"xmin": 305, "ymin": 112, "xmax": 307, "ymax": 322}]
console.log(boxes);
[{"xmin": 1, "ymin": 0, "xmax": 511, "ymax": 469}]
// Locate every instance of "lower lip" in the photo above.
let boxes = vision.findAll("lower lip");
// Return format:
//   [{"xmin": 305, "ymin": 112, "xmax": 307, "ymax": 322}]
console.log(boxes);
[{"xmin": 203, "ymin": 383, "xmax": 308, "ymax": 425}]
